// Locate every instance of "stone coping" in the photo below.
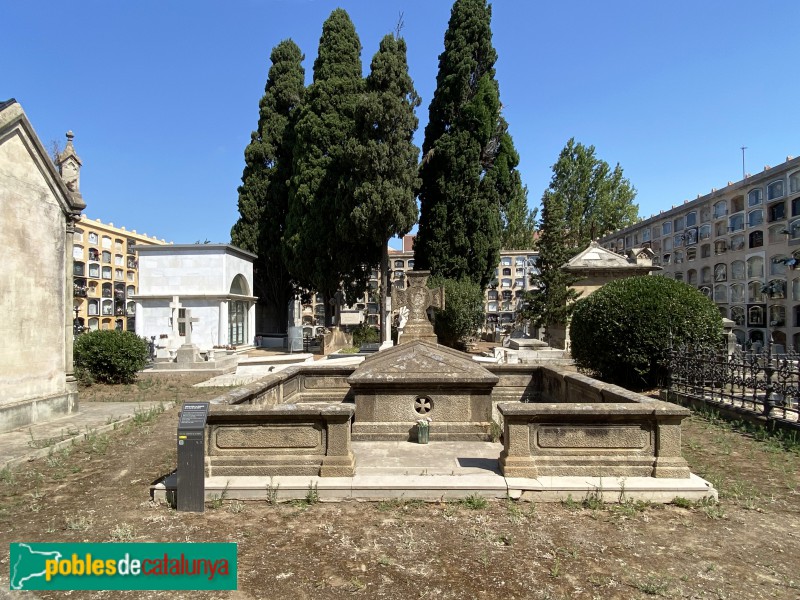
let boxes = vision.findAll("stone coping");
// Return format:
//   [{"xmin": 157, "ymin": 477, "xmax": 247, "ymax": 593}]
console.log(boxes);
[
  {"xmin": 498, "ymin": 402, "xmax": 690, "ymax": 417},
  {"xmin": 207, "ymin": 403, "xmax": 354, "ymax": 419}
]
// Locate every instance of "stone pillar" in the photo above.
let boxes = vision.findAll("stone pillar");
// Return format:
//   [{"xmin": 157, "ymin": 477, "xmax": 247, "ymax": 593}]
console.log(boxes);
[
  {"xmin": 652, "ymin": 416, "xmax": 690, "ymax": 478},
  {"xmin": 134, "ymin": 301, "xmax": 144, "ymax": 336},
  {"xmin": 497, "ymin": 405, "xmax": 538, "ymax": 478},
  {"xmin": 218, "ymin": 300, "xmax": 228, "ymax": 346},
  {"xmin": 320, "ymin": 408, "xmax": 356, "ymax": 477}
]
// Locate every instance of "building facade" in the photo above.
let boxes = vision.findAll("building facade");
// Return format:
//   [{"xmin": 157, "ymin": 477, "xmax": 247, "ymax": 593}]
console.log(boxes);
[
  {"xmin": 72, "ymin": 218, "xmax": 168, "ymax": 334},
  {"xmin": 599, "ymin": 156, "xmax": 800, "ymax": 350},
  {"xmin": 1, "ymin": 100, "xmax": 84, "ymax": 432}
]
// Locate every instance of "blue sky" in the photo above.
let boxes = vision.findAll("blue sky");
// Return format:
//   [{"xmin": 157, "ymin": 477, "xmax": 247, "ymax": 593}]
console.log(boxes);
[{"xmin": 4, "ymin": 1, "xmax": 798, "ymax": 246}]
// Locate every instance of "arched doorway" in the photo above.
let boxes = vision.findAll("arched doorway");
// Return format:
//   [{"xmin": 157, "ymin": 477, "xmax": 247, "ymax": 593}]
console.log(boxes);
[{"xmin": 228, "ymin": 274, "xmax": 250, "ymax": 346}]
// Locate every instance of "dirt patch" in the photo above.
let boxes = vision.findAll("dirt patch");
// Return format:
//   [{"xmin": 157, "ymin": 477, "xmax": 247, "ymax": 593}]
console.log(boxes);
[{"xmin": 1, "ymin": 378, "xmax": 798, "ymax": 599}]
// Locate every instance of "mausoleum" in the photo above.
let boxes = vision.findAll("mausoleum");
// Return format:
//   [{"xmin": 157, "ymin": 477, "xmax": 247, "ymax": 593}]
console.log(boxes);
[
  {"xmin": 0, "ymin": 100, "xmax": 85, "ymax": 432},
  {"xmin": 133, "ymin": 244, "xmax": 257, "ymax": 352}
]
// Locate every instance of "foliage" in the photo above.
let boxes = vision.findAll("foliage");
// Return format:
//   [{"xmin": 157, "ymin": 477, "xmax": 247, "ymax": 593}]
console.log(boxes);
[
  {"xmin": 74, "ymin": 330, "xmax": 149, "ymax": 385},
  {"xmin": 569, "ymin": 276, "xmax": 723, "ymax": 389},
  {"xmin": 415, "ymin": 0, "xmax": 524, "ymax": 288},
  {"xmin": 231, "ymin": 39, "xmax": 305, "ymax": 332},
  {"xmin": 347, "ymin": 32, "xmax": 421, "ymax": 338},
  {"xmin": 501, "ymin": 182, "xmax": 537, "ymax": 250},
  {"xmin": 523, "ymin": 138, "xmax": 638, "ymax": 330},
  {"xmin": 552, "ymin": 138, "xmax": 638, "ymax": 250},
  {"xmin": 429, "ymin": 276, "xmax": 485, "ymax": 349},
  {"xmin": 351, "ymin": 323, "xmax": 379, "ymax": 348},
  {"xmin": 284, "ymin": 9, "xmax": 366, "ymax": 324}
]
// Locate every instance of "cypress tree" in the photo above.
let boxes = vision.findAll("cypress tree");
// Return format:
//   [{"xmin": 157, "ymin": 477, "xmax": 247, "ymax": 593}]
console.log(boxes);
[
  {"xmin": 231, "ymin": 39, "xmax": 305, "ymax": 332},
  {"xmin": 348, "ymin": 33, "xmax": 420, "ymax": 342},
  {"xmin": 284, "ymin": 9, "xmax": 364, "ymax": 325},
  {"xmin": 415, "ymin": 0, "xmax": 523, "ymax": 288}
]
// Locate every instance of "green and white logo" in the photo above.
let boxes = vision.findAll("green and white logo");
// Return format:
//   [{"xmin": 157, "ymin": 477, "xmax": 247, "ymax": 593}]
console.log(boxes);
[{"xmin": 9, "ymin": 543, "xmax": 237, "ymax": 590}]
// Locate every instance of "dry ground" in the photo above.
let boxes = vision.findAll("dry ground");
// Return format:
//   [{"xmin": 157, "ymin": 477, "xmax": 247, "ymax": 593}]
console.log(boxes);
[{"xmin": 0, "ymin": 375, "xmax": 798, "ymax": 599}]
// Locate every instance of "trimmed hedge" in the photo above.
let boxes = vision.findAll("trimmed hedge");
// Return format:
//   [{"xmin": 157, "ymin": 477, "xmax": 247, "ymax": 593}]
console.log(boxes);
[
  {"xmin": 74, "ymin": 329, "xmax": 149, "ymax": 384},
  {"xmin": 569, "ymin": 276, "xmax": 722, "ymax": 389}
]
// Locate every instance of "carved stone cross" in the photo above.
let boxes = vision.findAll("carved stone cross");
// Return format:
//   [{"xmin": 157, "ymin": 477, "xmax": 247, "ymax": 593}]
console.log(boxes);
[
  {"xmin": 177, "ymin": 309, "xmax": 199, "ymax": 346},
  {"xmin": 169, "ymin": 295, "xmax": 182, "ymax": 336},
  {"xmin": 391, "ymin": 270, "xmax": 444, "ymax": 344}
]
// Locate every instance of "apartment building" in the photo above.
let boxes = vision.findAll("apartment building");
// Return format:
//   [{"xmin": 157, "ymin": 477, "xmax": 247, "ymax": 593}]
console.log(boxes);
[
  {"xmin": 296, "ymin": 235, "xmax": 537, "ymax": 332},
  {"xmin": 72, "ymin": 218, "xmax": 168, "ymax": 334},
  {"xmin": 599, "ymin": 156, "xmax": 800, "ymax": 350}
]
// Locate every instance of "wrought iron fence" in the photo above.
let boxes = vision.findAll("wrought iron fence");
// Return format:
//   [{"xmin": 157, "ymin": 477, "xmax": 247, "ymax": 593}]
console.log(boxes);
[{"xmin": 666, "ymin": 345, "xmax": 800, "ymax": 428}]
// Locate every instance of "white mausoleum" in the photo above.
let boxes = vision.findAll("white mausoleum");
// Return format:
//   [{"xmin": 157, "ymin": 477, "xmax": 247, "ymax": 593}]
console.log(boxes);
[{"xmin": 133, "ymin": 244, "xmax": 257, "ymax": 351}]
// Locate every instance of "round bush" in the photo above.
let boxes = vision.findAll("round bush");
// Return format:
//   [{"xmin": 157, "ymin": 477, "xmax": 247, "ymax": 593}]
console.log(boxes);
[
  {"xmin": 74, "ymin": 330, "xmax": 149, "ymax": 384},
  {"xmin": 569, "ymin": 276, "xmax": 722, "ymax": 389}
]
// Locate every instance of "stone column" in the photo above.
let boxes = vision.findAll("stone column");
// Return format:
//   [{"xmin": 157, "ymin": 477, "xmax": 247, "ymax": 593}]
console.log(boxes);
[
  {"xmin": 134, "ymin": 301, "xmax": 144, "ymax": 336},
  {"xmin": 218, "ymin": 300, "xmax": 228, "ymax": 347}
]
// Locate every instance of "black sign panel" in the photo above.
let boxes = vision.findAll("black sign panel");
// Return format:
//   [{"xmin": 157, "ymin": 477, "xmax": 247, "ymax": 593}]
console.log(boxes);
[{"xmin": 178, "ymin": 402, "xmax": 209, "ymax": 431}]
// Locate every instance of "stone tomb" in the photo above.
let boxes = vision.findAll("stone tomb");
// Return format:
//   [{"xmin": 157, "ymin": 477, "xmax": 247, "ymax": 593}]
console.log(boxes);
[{"xmin": 348, "ymin": 340, "xmax": 499, "ymax": 441}]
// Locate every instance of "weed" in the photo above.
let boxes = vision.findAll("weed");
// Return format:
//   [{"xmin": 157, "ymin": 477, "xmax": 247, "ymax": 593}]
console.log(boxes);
[
  {"xmin": 84, "ymin": 429, "xmax": 110, "ymax": 455},
  {"xmin": 266, "ymin": 477, "xmax": 280, "ymax": 505},
  {"xmin": 561, "ymin": 494, "xmax": 581, "ymax": 510},
  {"xmin": 0, "ymin": 467, "xmax": 15, "ymax": 485},
  {"xmin": 65, "ymin": 515, "xmax": 93, "ymax": 531},
  {"xmin": 582, "ymin": 486, "xmax": 604, "ymax": 510},
  {"xmin": 133, "ymin": 403, "xmax": 165, "ymax": 426},
  {"xmin": 490, "ymin": 420, "xmax": 502, "ymax": 443},
  {"xmin": 672, "ymin": 496, "xmax": 693, "ymax": 509},
  {"xmin": 348, "ymin": 577, "xmax": 365, "ymax": 592},
  {"xmin": 700, "ymin": 497, "xmax": 726, "ymax": 520},
  {"xmin": 228, "ymin": 500, "xmax": 245, "ymax": 514},
  {"xmin": 208, "ymin": 482, "xmax": 229, "ymax": 509},
  {"xmin": 460, "ymin": 493, "xmax": 488, "ymax": 510},
  {"xmin": 110, "ymin": 522, "xmax": 135, "ymax": 541},
  {"xmin": 549, "ymin": 558, "xmax": 561, "ymax": 578},
  {"xmin": 377, "ymin": 556, "xmax": 392, "ymax": 566},
  {"xmin": 633, "ymin": 575, "xmax": 670, "ymax": 596},
  {"xmin": 305, "ymin": 481, "xmax": 319, "ymax": 505}
]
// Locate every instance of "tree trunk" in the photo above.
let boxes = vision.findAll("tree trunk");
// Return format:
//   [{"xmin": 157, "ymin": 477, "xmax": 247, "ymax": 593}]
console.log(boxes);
[{"xmin": 380, "ymin": 241, "xmax": 390, "ymax": 345}]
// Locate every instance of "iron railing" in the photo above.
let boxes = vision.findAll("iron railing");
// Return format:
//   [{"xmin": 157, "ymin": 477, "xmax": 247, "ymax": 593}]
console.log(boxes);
[{"xmin": 667, "ymin": 345, "xmax": 800, "ymax": 429}]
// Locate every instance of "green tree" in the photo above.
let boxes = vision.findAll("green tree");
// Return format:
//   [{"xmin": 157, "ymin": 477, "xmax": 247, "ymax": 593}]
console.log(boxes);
[
  {"xmin": 522, "ymin": 183, "xmax": 581, "ymax": 330},
  {"xmin": 523, "ymin": 138, "xmax": 638, "ymax": 331},
  {"xmin": 231, "ymin": 39, "xmax": 305, "ymax": 332},
  {"xmin": 284, "ymin": 9, "xmax": 365, "ymax": 325},
  {"xmin": 501, "ymin": 182, "xmax": 537, "ymax": 250},
  {"xmin": 348, "ymin": 33, "xmax": 420, "ymax": 342},
  {"xmin": 570, "ymin": 276, "xmax": 722, "ymax": 389},
  {"xmin": 414, "ymin": 0, "xmax": 523, "ymax": 288},
  {"xmin": 429, "ymin": 276, "xmax": 485, "ymax": 350}
]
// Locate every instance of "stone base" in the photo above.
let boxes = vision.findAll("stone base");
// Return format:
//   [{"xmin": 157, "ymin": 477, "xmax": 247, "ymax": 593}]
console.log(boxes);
[
  {"xmin": 500, "ymin": 455, "xmax": 689, "ymax": 479},
  {"xmin": 0, "ymin": 387, "xmax": 79, "ymax": 434},
  {"xmin": 352, "ymin": 422, "xmax": 492, "ymax": 442},
  {"xmin": 176, "ymin": 344, "xmax": 200, "ymax": 364},
  {"xmin": 206, "ymin": 454, "xmax": 356, "ymax": 478}
]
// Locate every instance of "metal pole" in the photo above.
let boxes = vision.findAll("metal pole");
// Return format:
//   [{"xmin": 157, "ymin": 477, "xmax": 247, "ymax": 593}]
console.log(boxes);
[{"xmin": 741, "ymin": 146, "xmax": 747, "ymax": 181}]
